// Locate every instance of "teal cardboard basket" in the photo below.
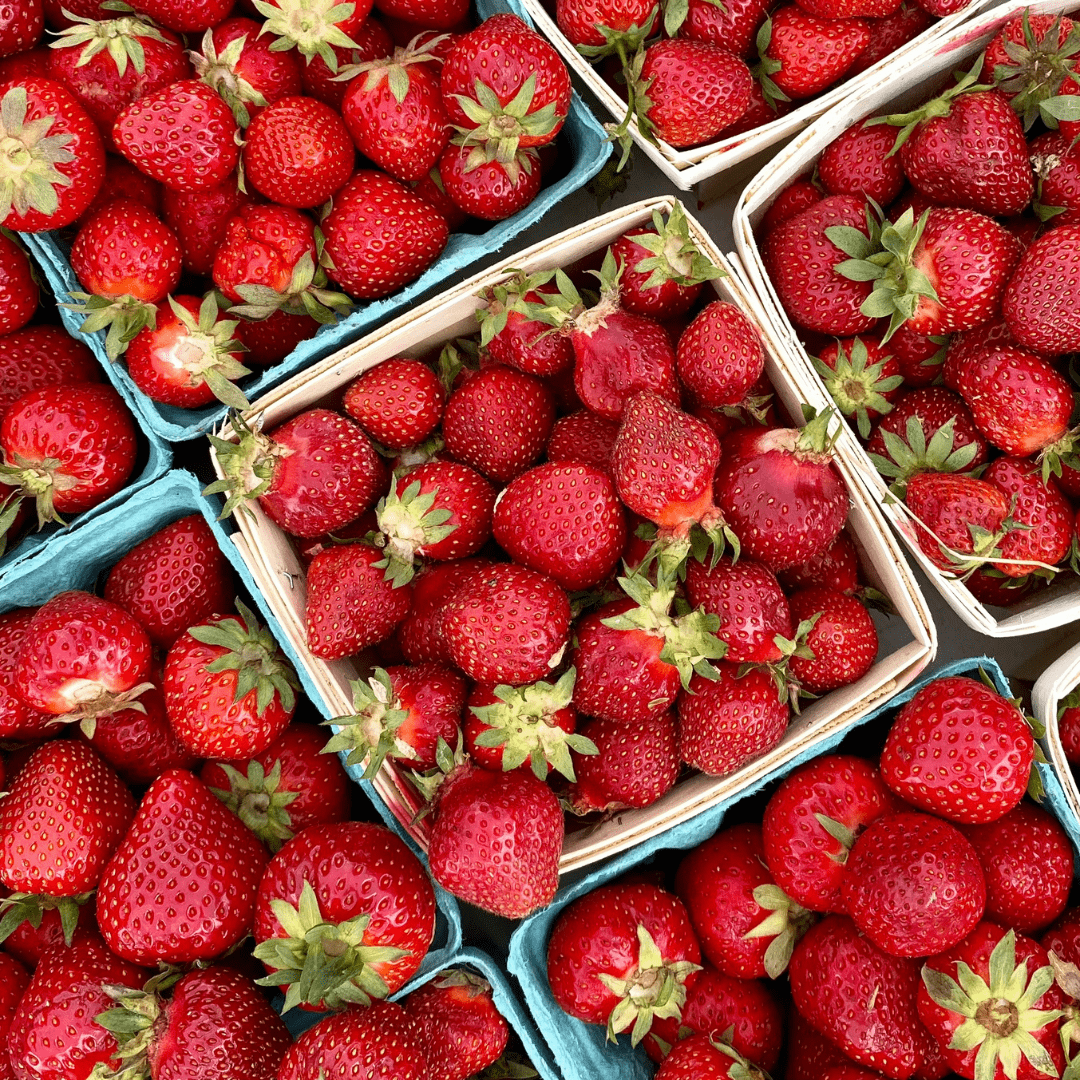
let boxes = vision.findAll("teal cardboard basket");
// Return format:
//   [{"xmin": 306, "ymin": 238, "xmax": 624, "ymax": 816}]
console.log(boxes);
[
  {"xmin": 22, "ymin": 0, "xmax": 610, "ymax": 443},
  {"xmin": 0, "ymin": 469, "xmax": 463, "ymax": 981},
  {"xmin": 507, "ymin": 656, "xmax": 1080, "ymax": 1080}
]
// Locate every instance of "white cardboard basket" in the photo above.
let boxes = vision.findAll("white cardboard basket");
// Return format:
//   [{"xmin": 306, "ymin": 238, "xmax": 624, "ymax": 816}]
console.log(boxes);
[
  {"xmin": 1033, "ymin": 642, "xmax": 1080, "ymax": 826},
  {"xmin": 211, "ymin": 196, "xmax": 936, "ymax": 875},
  {"xmin": 519, "ymin": 0, "xmax": 998, "ymax": 198},
  {"xmin": 733, "ymin": 0, "xmax": 1080, "ymax": 638}
]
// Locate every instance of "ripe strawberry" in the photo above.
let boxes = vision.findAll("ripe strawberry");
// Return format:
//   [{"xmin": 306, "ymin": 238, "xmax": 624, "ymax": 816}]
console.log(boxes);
[
  {"xmin": 985, "ymin": 12, "xmax": 1079, "ymax": 122},
  {"xmin": 0, "ymin": 951, "xmax": 28, "ymax": 1076},
  {"xmin": 677, "ymin": 301, "xmax": 765, "ymax": 410},
  {"xmin": 546, "ymin": 410, "xmax": 619, "ymax": 473},
  {"xmin": 277, "ymin": 1000, "xmax": 428, "ymax": 1080},
  {"xmin": 0, "ymin": 610, "xmax": 53, "ymax": 741},
  {"xmin": 113, "ymin": 79, "xmax": 239, "ymax": 192},
  {"xmin": 428, "ymin": 760, "xmax": 563, "ymax": 918},
  {"xmin": 790, "ymin": 914, "xmax": 927, "ymax": 1077},
  {"xmin": 253, "ymin": 820, "xmax": 435, "ymax": 1009},
  {"xmin": 569, "ymin": 708, "xmax": 679, "ymax": 813},
  {"xmin": 208, "ymin": 408, "xmax": 385, "ymax": 538},
  {"xmin": 757, "ymin": 8, "xmax": 870, "ymax": 101},
  {"xmin": 237, "ymin": 308, "xmax": 321, "ymax": 367},
  {"xmin": 0, "ymin": 0, "xmax": 41, "ymax": 56},
  {"xmin": 779, "ymin": 533, "xmax": 861, "ymax": 595},
  {"xmin": 813, "ymin": 335, "xmax": 903, "ymax": 439},
  {"xmin": 1031, "ymin": 129, "xmax": 1080, "ymax": 228},
  {"xmin": 547, "ymin": 882, "xmax": 700, "ymax": 1044},
  {"xmin": 787, "ymin": 585, "xmax": 877, "ymax": 694},
  {"xmin": 202, "ymin": 720, "xmax": 351, "ymax": 851},
  {"xmin": 0, "ymin": 78, "xmax": 106, "ymax": 233},
  {"xmin": 674, "ymin": 0, "xmax": 768, "ymax": 57},
  {"xmin": 963, "ymin": 802, "xmax": 1074, "ymax": 934},
  {"xmin": 889, "ymin": 324, "xmax": 947, "ymax": 386},
  {"xmin": 159, "ymin": 178, "xmax": 252, "ymax": 277},
  {"xmin": 16, "ymin": 590, "xmax": 151, "ymax": 725},
  {"xmin": 328, "ymin": 663, "xmax": 465, "ymax": 775},
  {"xmin": 786, "ymin": 1008, "xmax": 852, "ymax": 1080},
  {"xmin": 96, "ymin": 768, "xmax": 268, "ymax": 964},
  {"xmin": 321, "ymin": 169, "xmax": 449, "ymax": 299},
  {"xmin": 163, "ymin": 601, "xmax": 299, "ymax": 760},
  {"xmin": 1004, "ymin": 223, "xmax": 1080, "ymax": 352},
  {"xmin": 918, "ymin": 924, "xmax": 1065, "ymax": 1080},
  {"xmin": 759, "ymin": 177, "xmax": 822, "ymax": 236},
  {"xmin": 880, "ymin": 675, "xmax": 1034, "ymax": 824},
  {"xmin": 477, "ymin": 272, "xmax": 573, "ymax": 377},
  {"xmin": 0, "ymin": 326, "xmax": 99, "ymax": 424},
  {"xmin": 438, "ymin": 142, "xmax": 542, "ymax": 221},
  {"xmin": 305, "ymin": 542, "xmax": 413, "ymax": 659},
  {"xmin": 0, "ymin": 233, "xmax": 37, "ymax": 337},
  {"xmin": 343, "ymin": 357, "xmax": 444, "ymax": 449},
  {"xmin": 243, "ymin": 95, "xmax": 354, "ymax": 208},
  {"xmin": 555, "ymin": 0, "xmax": 657, "ymax": 47},
  {"xmin": 847, "ymin": 1, "xmax": 933, "ymax": 75},
  {"xmin": 254, "ymin": 0, "xmax": 375, "ymax": 71},
  {"xmin": 655, "ymin": 1035, "xmax": 769, "ymax": 1079},
  {"xmin": 76, "ymin": 152, "xmax": 162, "ymax": 225},
  {"xmin": 300, "ymin": 18, "xmax": 395, "ymax": 109},
  {"xmin": 104, "ymin": 514, "xmax": 233, "ymax": 649},
  {"xmin": 1042, "ymin": 905, "xmax": 1080, "ymax": 963}
]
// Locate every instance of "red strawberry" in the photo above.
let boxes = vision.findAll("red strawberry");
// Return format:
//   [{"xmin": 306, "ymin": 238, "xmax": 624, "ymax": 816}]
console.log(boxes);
[
  {"xmin": 779, "ymin": 533, "xmax": 861, "ymax": 595},
  {"xmin": 104, "ymin": 513, "xmax": 234, "ymax": 649},
  {"xmin": 161, "ymin": 177, "xmax": 256, "ymax": 278},
  {"xmin": 888, "ymin": 324, "xmax": 947, "ymax": 386},
  {"xmin": 0, "ymin": 326, "xmax": 99, "ymax": 424},
  {"xmin": 321, "ymin": 169, "xmax": 449, "ymax": 299},
  {"xmin": 0, "ymin": 0, "xmax": 42, "ymax": 56},
  {"xmin": 76, "ymin": 153, "xmax": 162, "ymax": 224},
  {"xmin": 760, "ymin": 178, "xmax": 823, "ymax": 238},
  {"xmin": 0, "ymin": 233, "xmax": 36, "ymax": 337},
  {"xmin": 300, "ymin": 18, "xmax": 395, "ymax": 109},
  {"xmin": 879, "ymin": 675, "xmax": 1034, "ymax": 824},
  {"xmin": 163, "ymin": 601, "xmax": 299, "ymax": 760},
  {"xmin": 343, "ymin": 357, "xmax": 444, "ymax": 449},
  {"xmin": 438, "ymin": 142, "xmax": 542, "ymax": 221},
  {"xmin": 1031, "ymin": 130, "xmax": 1080, "ymax": 228},
  {"xmin": 787, "ymin": 585, "xmax": 878, "ymax": 694},
  {"xmin": 654, "ymin": 1034, "xmax": 766, "ymax": 1079},
  {"xmin": 305, "ymin": 542, "xmax": 413, "ymax": 660},
  {"xmin": 785, "ymin": 1008, "xmax": 852, "ymax": 1080},
  {"xmin": 396, "ymin": 558, "xmax": 493, "ymax": 665},
  {"xmin": 1003, "ymin": 222, "xmax": 1080, "ymax": 353},
  {"xmin": 1042, "ymin": 905, "xmax": 1080, "ymax": 963},
  {"xmin": 547, "ymin": 882, "xmax": 700, "ymax": 1044},
  {"xmin": 428, "ymin": 760, "xmax": 563, "ymax": 918},
  {"xmin": 676, "ymin": 0, "xmax": 768, "ymax": 57},
  {"xmin": 209, "ymin": 408, "xmax": 385, "ymax": 538},
  {"xmin": 477, "ymin": 273, "xmax": 574, "ymax": 377},
  {"xmin": 113, "ymin": 79, "xmax": 239, "ymax": 192},
  {"xmin": 847, "ymin": 2, "xmax": 933, "ymax": 75},
  {"xmin": 127, "ymin": 0, "xmax": 232, "ymax": 32},
  {"xmin": 556, "ymin": 0, "xmax": 658, "ymax": 47},
  {"xmin": 253, "ymin": 820, "xmax": 435, "ymax": 1009},
  {"xmin": 677, "ymin": 301, "xmax": 765, "ymax": 410},
  {"xmin": 0, "ymin": 78, "xmax": 106, "ymax": 233},
  {"xmin": 813, "ymin": 335, "xmax": 903, "ymax": 439},
  {"xmin": 0, "ymin": 952, "xmax": 28, "ymax": 1077},
  {"xmin": 757, "ymin": 8, "xmax": 870, "ymax": 101},
  {"xmin": 0, "ymin": 610, "xmax": 53, "ymax": 741},
  {"xmin": 201, "ymin": 720, "xmax": 351, "ymax": 852},
  {"xmin": 402, "ymin": 969, "xmax": 509, "ymax": 1080},
  {"xmin": 546, "ymin": 410, "xmax": 619, "ymax": 473},
  {"xmin": 985, "ymin": 12, "xmax": 1079, "ymax": 119},
  {"xmin": 95, "ymin": 768, "xmax": 268, "ymax": 964}
]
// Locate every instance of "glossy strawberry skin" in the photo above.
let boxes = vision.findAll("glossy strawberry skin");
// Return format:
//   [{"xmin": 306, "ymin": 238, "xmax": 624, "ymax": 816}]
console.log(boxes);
[
  {"xmin": 1003, "ymin": 223, "xmax": 1080, "ymax": 353},
  {"xmin": 95, "ymin": 768, "xmax": 268, "ymax": 964},
  {"xmin": 300, "ymin": 19, "xmax": 395, "ymax": 109},
  {"xmin": 0, "ymin": 326, "xmax": 99, "ymax": 424},
  {"xmin": 343, "ymin": 358, "xmax": 444, "ymax": 449},
  {"xmin": 546, "ymin": 411, "xmax": 619, "ymax": 473},
  {"xmin": 0, "ymin": 234, "xmax": 36, "ymax": 337},
  {"xmin": 678, "ymin": 0, "xmax": 768, "ymax": 57},
  {"xmin": 787, "ymin": 585, "xmax": 877, "ymax": 694},
  {"xmin": 0, "ymin": 610, "xmax": 53, "ymax": 740},
  {"xmin": 396, "ymin": 558, "xmax": 494, "ymax": 665},
  {"xmin": 866, "ymin": 386, "xmax": 988, "ymax": 474},
  {"xmin": 765, "ymin": 7, "xmax": 870, "ymax": 99},
  {"xmin": 676, "ymin": 301, "xmax": 765, "ymax": 409},
  {"xmin": 557, "ymin": 0, "xmax": 658, "ymax": 47},
  {"xmin": 212, "ymin": 203, "xmax": 316, "ymax": 305},
  {"xmin": 438, "ymin": 144, "xmax": 542, "ymax": 221},
  {"xmin": 846, "ymin": 1, "xmax": 933, "ymax": 74},
  {"xmin": 161, "ymin": 179, "xmax": 255, "ymax": 278}
]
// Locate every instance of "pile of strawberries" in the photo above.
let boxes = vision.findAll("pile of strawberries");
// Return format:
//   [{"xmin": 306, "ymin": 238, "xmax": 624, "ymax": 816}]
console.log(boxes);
[
  {"xmin": 0, "ymin": 0, "xmax": 575, "ymax": 411},
  {"xmin": 759, "ymin": 11, "xmax": 1080, "ymax": 608},
  {"xmin": 552, "ymin": 0, "xmax": 965, "ymax": 164},
  {"xmin": 545, "ymin": 670, "xmax": 1080, "ymax": 1080},
  {"xmin": 210, "ymin": 205, "xmax": 888, "ymax": 920}
]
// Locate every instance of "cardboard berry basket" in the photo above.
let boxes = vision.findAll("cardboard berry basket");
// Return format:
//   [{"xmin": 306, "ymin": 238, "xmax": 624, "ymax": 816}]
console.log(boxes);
[
  {"xmin": 0, "ymin": 468, "xmax": 463, "ymax": 979},
  {"xmin": 208, "ymin": 194, "xmax": 937, "ymax": 878},
  {"xmin": 20, "ymin": 0, "xmax": 610, "ymax": 445},
  {"xmin": 507, "ymin": 654, "xmax": 1080, "ymax": 1080},
  {"xmin": 732, "ymin": 0, "xmax": 1080, "ymax": 638},
  {"xmin": 1033, "ymin": 641, "xmax": 1080, "ymax": 829},
  {"xmin": 516, "ymin": 0, "xmax": 997, "ymax": 199}
]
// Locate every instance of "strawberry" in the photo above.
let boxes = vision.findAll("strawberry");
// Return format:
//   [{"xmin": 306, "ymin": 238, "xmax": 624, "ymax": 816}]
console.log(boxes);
[
  {"xmin": 779, "ymin": 533, "xmax": 861, "ymax": 595},
  {"xmin": 208, "ymin": 408, "xmax": 385, "ymax": 538},
  {"xmin": 305, "ymin": 542, "xmax": 413, "ymax": 659},
  {"xmin": 395, "ymin": 558, "xmax": 493, "ymax": 664},
  {"xmin": 428, "ymin": 760, "xmax": 563, "ymax": 918},
  {"xmin": 376, "ymin": 0, "xmax": 469, "ymax": 30},
  {"xmin": 254, "ymin": 0, "xmax": 376, "ymax": 72},
  {"xmin": 328, "ymin": 662, "xmax": 465, "ymax": 775},
  {"xmin": 847, "ymin": 2, "xmax": 933, "ymax": 75},
  {"xmin": 321, "ymin": 169, "xmax": 449, "ymax": 299},
  {"xmin": 0, "ymin": 952, "xmax": 27, "ymax": 1076},
  {"xmin": 762, "ymin": 753, "xmax": 899, "ymax": 912},
  {"xmin": 253, "ymin": 820, "xmax": 435, "ymax": 1009},
  {"xmin": 986, "ymin": 12, "xmax": 1080, "ymax": 125},
  {"xmin": 190, "ymin": 16, "xmax": 303, "ymax": 127},
  {"xmin": 95, "ymin": 768, "xmax": 268, "ymax": 964},
  {"xmin": 790, "ymin": 914, "xmax": 927, "ymax": 1077},
  {"xmin": 1031, "ymin": 130, "xmax": 1080, "ymax": 228},
  {"xmin": 786, "ymin": 585, "xmax": 878, "ymax": 694},
  {"xmin": 113, "ymin": 79, "xmax": 239, "ymax": 192},
  {"xmin": 963, "ymin": 802, "xmax": 1073, "ymax": 934},
  {"xmin": 547, "ymin": 882, "xmax": 701, "ymax": 1044},
  {"xmin": 438, "ymin": 142, "xmax": 542, "ymax": 221},
  {"xmin": 277, "ymin": 1000, "xmax": 428, "ymax": 1080},
  {"xmin": 76, "ymin": 153, "xmax": 162, "ymax": 224},
  {"xmin": 889, "ymin": 324, "xmax": 947, "ymax": 386},
  {"xmin": 786, "ymin": 1009, "xmax": 852, "ymax": 1080},
  {"xmin": 656, "ymin": 1035, "xmax": 771, "ymax": 1079},
  {"xmin": 555, "ymin": 0, "xmax": 657, "ymax": 47},
  {"xmin": 0, "ymin": 0, "xmax": 41, "ymax": 56},
  {"xmin": 127, "ymin": 0, "xmax": 232, "ymax": 32},
  {"xmin": 1003, "ymin": 223, "xmax": 1080, "ymax": 353},
  {"xmin": 442, "ymin": 364, "xmax": 555, "ymax": 482},
  {"xmin": 713, "ymin": 412, "xmax": 849, "ymax": 571},
  {"xmin": 677, "ymin": 301, "xmax": 765, "ymax": 410},
  {"xmin": 676, "ymin": 0, "xmax": 768, "ymax": 58},
  {"xmin": 1042, "ymin": 905, "xmax": 1080, "ymax": 962},
  {"xmin": 238, "ymin": 309, "xmax": 322, "ymax": 367},
  {"xmin": 879, "ymin": 675, "xmax": 1034, "ymax": 824},
  {"xmin": 15, "ymin": 590, "xmax": 151, "ymax": 726},
  {"xmin": 202, "ymin": 720, "xmax": 351, "ymax": 851},
  {"xmin": 760, "ymin": 177, "xmax": 822, "ymax": 236},
  {"xmin": 104, "ymin": 513, "xmax": 233, "ymax": 649},
  {"xmin": 160, "ymin": 179, "xmax": 253, "ymax": 278},
  {"xmin": 546, "ymin": 410, "xmax": 619, "ymax": 473},
  {"xmin": 756, "ymin": 8, "xmax": 870, "ymax": 101},
  {"xmin": 477, "ymin": 272, "xmax": 574, "ymax": 377},
  {"xmin": 0, "ymin": 325, "xmax": 99, "ymax": 424},
  {"xmin": 300, "ymin": 18, "xmax": 395, "ymax": 109},
  {"xmin": 243, "ymin": 95, "xmax": 354, "ymax": 208},
  {"xmin": 492, "ymin": 462, "xmax": 626, "ymax": 590},
  {"xmin": 0, "ymin": 233, "xmax": 37, "ymax": 337},
  {"xmin": 813, "ymin": 336, "xmax": 903, "ymax": 439},
  {"xmin": 0, "ymin": 78, "xmax": 106, "ymax": 233},
  {"xmin": 0, "ymin": 610, "xmax": 53, "ymax": 741},
  {"xmin": 918, "ymin": 924, "xmax": 1065, "ymax": 1080},
  {"xmin": 343, "ymin": 357, "xmax": 445, "ymax": 449},
  {"xmin": 568, "ymin": 708, "xmax": 679, "ymax": 813},
  {"xmin": 163, "ymin": 601, "xmax": 299, "ymax": 760}
]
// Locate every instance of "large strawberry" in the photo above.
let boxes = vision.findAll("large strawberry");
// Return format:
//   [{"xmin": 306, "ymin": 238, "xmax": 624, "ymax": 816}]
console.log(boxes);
[
  {"xmin": 1003, "ymin": 223, "xmax": 1080, "ymax": 353},
  {"xmin": 756, "ymin": 8, "xmax": 870, "ymax": 102}
]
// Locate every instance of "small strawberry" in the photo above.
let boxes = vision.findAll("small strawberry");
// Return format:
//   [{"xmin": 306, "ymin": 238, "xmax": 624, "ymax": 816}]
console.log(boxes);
[
  {"xmin": 813, "ymin": 336, "xmax": 903, "ymax": 439},
  {"xmin": 556, "ymin": 0, "xmax": 658, "ymax": 48},
  {"xmin": 546, "ymin": 410, "xmax": 619, "ymax": 473},
  {"xmin": 163, "ymin": 600, "xmax": 300, "ymax": 760},
  {"xmin": 437, "ymin": 142, "xmax": 542, "ymax": 221},
  {"xmin": 677, "ymin": 301, "xmax": 765, "ymax": 410},
  {"xmin": 0, "ymin": 0, "xmax": 42, "ymax": 56},
  {"xmin": 889, "ymin": 324, "xmax": 947, "ymax": 386},
  {"xmin": 343, "ymin": 357, "xmax": 445, "ymax": 449},
  {"xmin": 818, "ymin": 121, "xmax": 906, "ymax": 206},
  {"xmin": 786, "ymin": 585, "xmax": 878, "ymax": 694},
  {"xmin": 778, "ymin": 533, "xmax": 861, "ymax": 595},
  {"xmin": 986, "ymin": 12, "xmax": 1080, "ymax": 126},
  {"xmin": 0, "ymin": 325, "xmax": 99, "ymax": 424}
]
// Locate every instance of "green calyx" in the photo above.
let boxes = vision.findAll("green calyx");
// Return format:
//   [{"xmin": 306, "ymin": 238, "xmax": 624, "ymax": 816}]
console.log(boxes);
[
  {"xmin": 62, "ymin": 291, "xmax": 158, "ymax": 363},
  {"xmin": 795, "ymin": 404, "xmax": 841, "ymax": 457},
  {"xmin": 49, "ymin": 14, "xmax": 172, "ymax": 78},
  {"xmin": 661, "ymin": 0, "xmax": 724, "ymax": 37},
  {"xmin": 371, "ymin": 475, "xmax": 457, "ymax": 587},
  {"xmin": 812, "ymin": 337, "xmax": 903, "ymax": 440},
  {"xmin": 229, "ymin": 249, "xmax": 352, "ymax": 325},
  {"xmin": 208, "ymin": 759, "xmax": 299, "ymax": 853},
  {"xmin": 620, "ymin": 203, "xmax": 726, "ymax": 291},
  {"xmin": 0, "ymin": 454, "xmax": 68, "ymax": 533},
  {"xmin": 204, "ymin": 412, "xmax": 287, "ymax": 520},
  {"xmin": 598, "ymin": 924, "xmax": 701, "ymax": 1046},
  {"xmin": 452, "ymin": 73, "xmax": 559, "ymax": 166},
  {"xmin": 921, "ymin": 929, "xmax": 1063, "ymax": 1080},
  {"xmin": 476, "ymin": 267, "xmax": 558, "ymax": 347},
  {"xmin": 469, "ymin": 668, "xmax": 598, "ymax": 783},
  {"xmin": 168, "ymin": 293, "xmax": 252, "ymax": 409},
  {"xmin": 90, "ymin": 984, "xmax": 162, "ymax": 1080},
  {"xmin": 252, "ymin": 0, "xmax": 361, "ymax": 71},
  {"xmin": 449, "ymin": 135, "xmax": 538, "ymax": 187},
  {"xmin": 741, "ymin": 884, "xmax": 815, "ymax": 980},
  {"xmin": 0, "ymin": 891, "xmax": 92, "ymax": 948},
  {"xmin": 869, "ymin": 415, "xmax": 983, "ymax": 497},
  {"xmin": 324, "ymin": 667, "xmax": 414, "ymax": 780},
  {"xmin": 473, "ymin": 1053, "xmax": 540, "ymax": 1079},
  {"xmin": 748, "ymin": 609, "xmax": 823, "ymax": 711},
  {"xmin": 190, "ymin": 29, "xmax": 270, "ymax": 128},
  {"xmin": 254, "ymin": 879, "xmax": 409, "ymax": 1011},
  {"xmin": 0, "ymin": 85, "xmax": 77, "ymax": 224},
  {"xmin": 435, "ymin": 337, "xmax": 480, "ymax": 395},
  {"xmin": 1037, "ymin": 426, "xmax": 1080, "ymax": 485},
  {"xmin": 752, "ymin": 17, "xmax": 791, "ymax": 113},
  {"xmin": 991, "ymin": 12, "xmax": 1080, "ymax": 129},
  {"xmin": 828, "ymin": 206, "xmax": 940, "ymax": 343},
  {"xmin": 187, "ymin": 599, "xmax": 300, "ymax": 716}
]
